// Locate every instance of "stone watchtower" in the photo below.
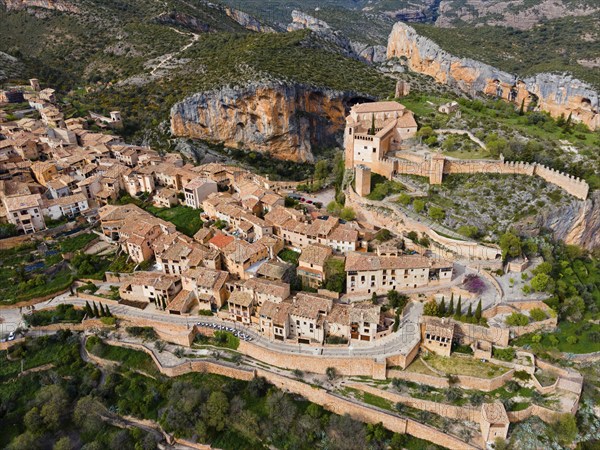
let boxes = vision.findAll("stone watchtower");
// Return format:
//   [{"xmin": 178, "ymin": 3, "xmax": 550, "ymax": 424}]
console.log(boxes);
[
  {"xmin": 429, "ymin": 153, "xmax": 446, "ymax": 185},
  {"xmin": 395, "ymin": 80, "xmax": 410, "ymax": 98},
  {"xmin": 29, "ymin": 78, "xmax": 41, "ymax": 92},
  {"xmin": 355, "ymin": 165, "xmax": 371, "ymax": 197}
]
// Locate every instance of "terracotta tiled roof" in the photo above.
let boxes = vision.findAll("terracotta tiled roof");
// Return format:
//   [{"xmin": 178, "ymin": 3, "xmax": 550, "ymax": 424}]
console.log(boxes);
[
  {"xmin": 345, "ymin": 252, "xmax": 431, "ymax": 272},
  {"xmin": 299, "ymin": 244, "xmax": 332, "ymax": 266}
]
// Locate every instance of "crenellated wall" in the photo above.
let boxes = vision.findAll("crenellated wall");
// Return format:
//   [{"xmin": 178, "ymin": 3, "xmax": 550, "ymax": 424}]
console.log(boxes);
[{"xmin": 388, "ymin": 154, "xmax": 590, "ymax": 200}]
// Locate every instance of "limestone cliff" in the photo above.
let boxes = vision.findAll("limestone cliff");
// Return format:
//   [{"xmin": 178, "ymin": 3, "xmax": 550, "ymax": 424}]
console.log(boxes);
[
  {"xmin": 155, "ymin": 12, "xmax": 210, "ymax": 33},
  {"xmin": 1, "ymin": 0, "xmax": 79, "ymax": 13},
  {"xmin": 387, "ymin": 22, "xmax": 599, "ymax": 130},
  {"xmin": 516, "ymin": 192, "xmax": 600, "ymax": 250},
  {"xmin": 170, "ymin": 82, "xmax": 370, "ymax": 163},
  {"xmin": 222, "ymin": 6, "xmax": 276, "ymax": 33}
]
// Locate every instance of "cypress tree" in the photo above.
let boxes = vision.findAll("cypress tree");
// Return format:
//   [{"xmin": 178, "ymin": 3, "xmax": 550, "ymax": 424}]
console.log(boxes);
[
  {"xmin": 369, "ymin": 113, "xmax": 376, "ymax": 135},
  {"xmin": 99, "ymin": 303, "xmax": 106, "ymax": 317},
  {"xmin": 448, "ymin": 298, "xmax": 454, "ymax": 315},
  {"xmin": 467, "ymin": 302, "xmax": 473, "ymax": 318},
  {"xmin": 92, "ymin": 302, "xmax": 99, "ymax": 318},
  {"xmin": 455, "ymin": 296, "xmax": 462, "ymax": 318},
  {"xmin": 105, "ymin": 306, "xmax": 112, "ymax": 317},
  {"xmin": 439, "ymin": 297, "xmax": 446, "ymax": 317},
  {"xmin": 84, "ymin": 301, "xmax": 93, "ymax": 317},
  {"xmin": 162, "ymin": 297, "xmax": 167, "ymax": 310},
  {"xmin": 475, "ymin": 299, "xmax": 482, "ymax": 321}
]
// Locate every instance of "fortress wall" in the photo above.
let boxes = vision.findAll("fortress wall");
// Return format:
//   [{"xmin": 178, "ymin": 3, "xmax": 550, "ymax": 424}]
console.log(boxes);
[
  {"xmin": 534, "ymin": 164, "xmax": 589, "ymax": 200},
  {"xmin": 510, "ymin": 317, "xmax": 558, "ymax": 337},
  {"xmin": 346, "ymin": 188, "xmax": 502, "ymax": 261},
  {"xmin": 443, "ymin": 160, "xmax": 535, "ymax": 177},
  {"xmin": 453, "ymin": 321, "xmax": 510, "ymax": 347},
  {"xmin": 238, "ymin": 340, "xmax": 388, "ymax": 379},
  {"xmin": 442, "ymin": 159, "xmax": 589, "ymax": 200}
]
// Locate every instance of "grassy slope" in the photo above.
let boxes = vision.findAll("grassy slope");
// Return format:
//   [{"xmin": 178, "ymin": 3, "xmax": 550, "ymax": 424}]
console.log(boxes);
[{"xmin": 65, "ymin": 30, "xmax": 395, "ymax": 141}]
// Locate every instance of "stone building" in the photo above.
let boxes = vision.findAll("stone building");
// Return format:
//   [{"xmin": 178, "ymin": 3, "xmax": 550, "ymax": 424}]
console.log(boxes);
[
  {"xmin": 345, "ymin": 252, "xmax": 453, "ymax": 295},
  {"xmin": 421, "ymin": 317, "xmax": 455, "ymax": 357},
  {"xmin": 297, "ymin": 243, "xmax": 332, "ymax": 289},
  {"xmin": 3, "ymin": 193, "xmax": 45, "ymax": 234},
  {"xmin": 344, "ymin": 101, "xmax": 418, "ymax": 173},
  {"xmin": 355, "ymin": 164, "xmax": 371, "ymax": 197},
  {"xmin": 480, "ymin": 402, "xmax": 509, "ymax": 444}
]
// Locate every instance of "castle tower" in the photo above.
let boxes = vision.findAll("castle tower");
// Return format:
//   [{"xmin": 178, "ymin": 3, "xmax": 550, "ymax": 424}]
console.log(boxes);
[
  {"xmin": 29, "ymin": 78, "xmax": 40, "ymax": 91},
  {"xmin": 429, "ymin": 154, "xmax": 446, "ymax": 185},
  {"xmin": 344, "ymin": 122, "xmax": 355, "ymax": 169},
  {"xmin": 109, "ymin": 111, "xmax": 123, "ymax": 129},
  {"xmin": 355, "ymin": 165, "xmax": 371, "ymax": 197},
  {"xmin": 395, "ymin": 80, "xmax": 410, "ymax": 98}
]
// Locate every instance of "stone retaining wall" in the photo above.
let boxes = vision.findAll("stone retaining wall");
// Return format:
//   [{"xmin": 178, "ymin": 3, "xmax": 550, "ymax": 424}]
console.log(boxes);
[{"xmin": 98, "ymin": 339, "xmax": 478, "ymax": 449}]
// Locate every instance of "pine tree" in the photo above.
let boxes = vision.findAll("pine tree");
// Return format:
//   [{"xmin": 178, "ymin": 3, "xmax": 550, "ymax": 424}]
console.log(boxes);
[
  {"xmin": 99, "ymin": 303, "xmax": 106, "ymax": 317},
  {"xmin": 448, "ymin": 298, "xmax": 455, "ymax": 315},
  {"xmin": 92, "ymin": 302, "xmax": 99, "ymax": 318},
  {"xmin": 455, "ymin": 296, "xmax": 462, "ymax": 318},
  {"xmin": 439, "ymin": 297, "xmax": 446, "ymax": 317},
  {"xmin": 84, "ymin": 301, "xmax": 93, "ymax": 317},
  {"xmin": 475, "ymin": 299, "xmax": 482, "ymax": 322},
  {"xmin": 467, "ymin": 302, "xmax": 473, "ymax": 318},
  {"xmin": 565, "ymin": 112, "xmax": 572, "ymax": 130}
]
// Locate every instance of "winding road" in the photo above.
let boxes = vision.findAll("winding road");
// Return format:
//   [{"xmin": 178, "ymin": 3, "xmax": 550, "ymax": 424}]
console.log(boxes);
[{"xmin": 9, "ymin": 292, "xmax": 424, "ymax": 359}]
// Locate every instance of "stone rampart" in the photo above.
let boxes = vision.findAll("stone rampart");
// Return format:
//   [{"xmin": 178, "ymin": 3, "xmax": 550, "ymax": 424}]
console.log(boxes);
[
  {"xmin": 377, "ymin": 150, "xmax": 589, "ymax": 200},
  {"xmin": 93, "ymin": 339, "xmax": 477, "ymax": 449},
  {"xmin": 534, "ymin": 164, "xmax": 589, "ymax": 200},
  {"xmin": 346, "ymin": 188, "xmax": 502, "ymax": 261},
  {"xmin": 350, "ymin": 383, "xmax": 482, "ymax": 423},
  {"xmin": 238, "ymin": 340, "xmax": 389, "ymax": 379},
  {"xmin": 387, "ymin": 367, "xmax": 514, "ymax": 392},
  {"xmin": 453, "ymin": 321, "xmax": 510, "ymax": 347},
  {"xmin": 510, "ymin": 317, "xmax": 558, "ymax": 337}
]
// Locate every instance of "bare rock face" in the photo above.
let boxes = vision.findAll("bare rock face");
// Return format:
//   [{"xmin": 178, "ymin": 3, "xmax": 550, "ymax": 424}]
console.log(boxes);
[
  {"xmin": 288, "ymin": 10, "xmax": 387, "ymax": 64},
  {"xmin": 222, "ymin": 6, "xmax": 276, "ymax": 33},
  {"xmin": 170, "ymin": 82, "xmax": 371, "ymax": 163},
  {"xmin": 516, "ymin": 192, "xmax": 600, "ymax": 250},
  {"xmin": 1, "ymin": 0, "xmax": 79, "ymax": 13},
  {"xmin": 387, "ymin": 22, "xmax": 600, "ymax": 130},
  {"xmin": 155, "ymin": 12, "xmax": 210, "ymax": 33}
]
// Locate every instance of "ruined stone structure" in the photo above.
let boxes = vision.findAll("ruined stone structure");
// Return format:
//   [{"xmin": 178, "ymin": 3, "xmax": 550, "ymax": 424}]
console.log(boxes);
[
  {"xmin": 395, "ymin": 80, "xmax": 410, "ymax": 98},
  {"xmin": 387, "ymin": 22, "xmax": 600, "ymax": 131}
]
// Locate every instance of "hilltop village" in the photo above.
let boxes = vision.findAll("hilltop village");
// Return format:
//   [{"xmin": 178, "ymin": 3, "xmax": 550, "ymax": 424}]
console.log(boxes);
[{"xmin": 0, "ymin": 80, "xmax": 590, "ymax": 450}]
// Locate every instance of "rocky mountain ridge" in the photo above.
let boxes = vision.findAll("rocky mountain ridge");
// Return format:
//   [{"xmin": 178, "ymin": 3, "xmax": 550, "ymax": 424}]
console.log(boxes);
[
  {"xmin": 170, "ymin": 81, "xmax": 373, "ymax": 163},
  {"xmin": 288, "ymin": 10, "xmax": 387, "ymax": 64},
  {"xmin": 1, "ymin": 0, "xmax": 79, "ymax": 13},
  {"xmin": 387, "ymin": 22, "xmax": 599, "ymax": 130}
]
